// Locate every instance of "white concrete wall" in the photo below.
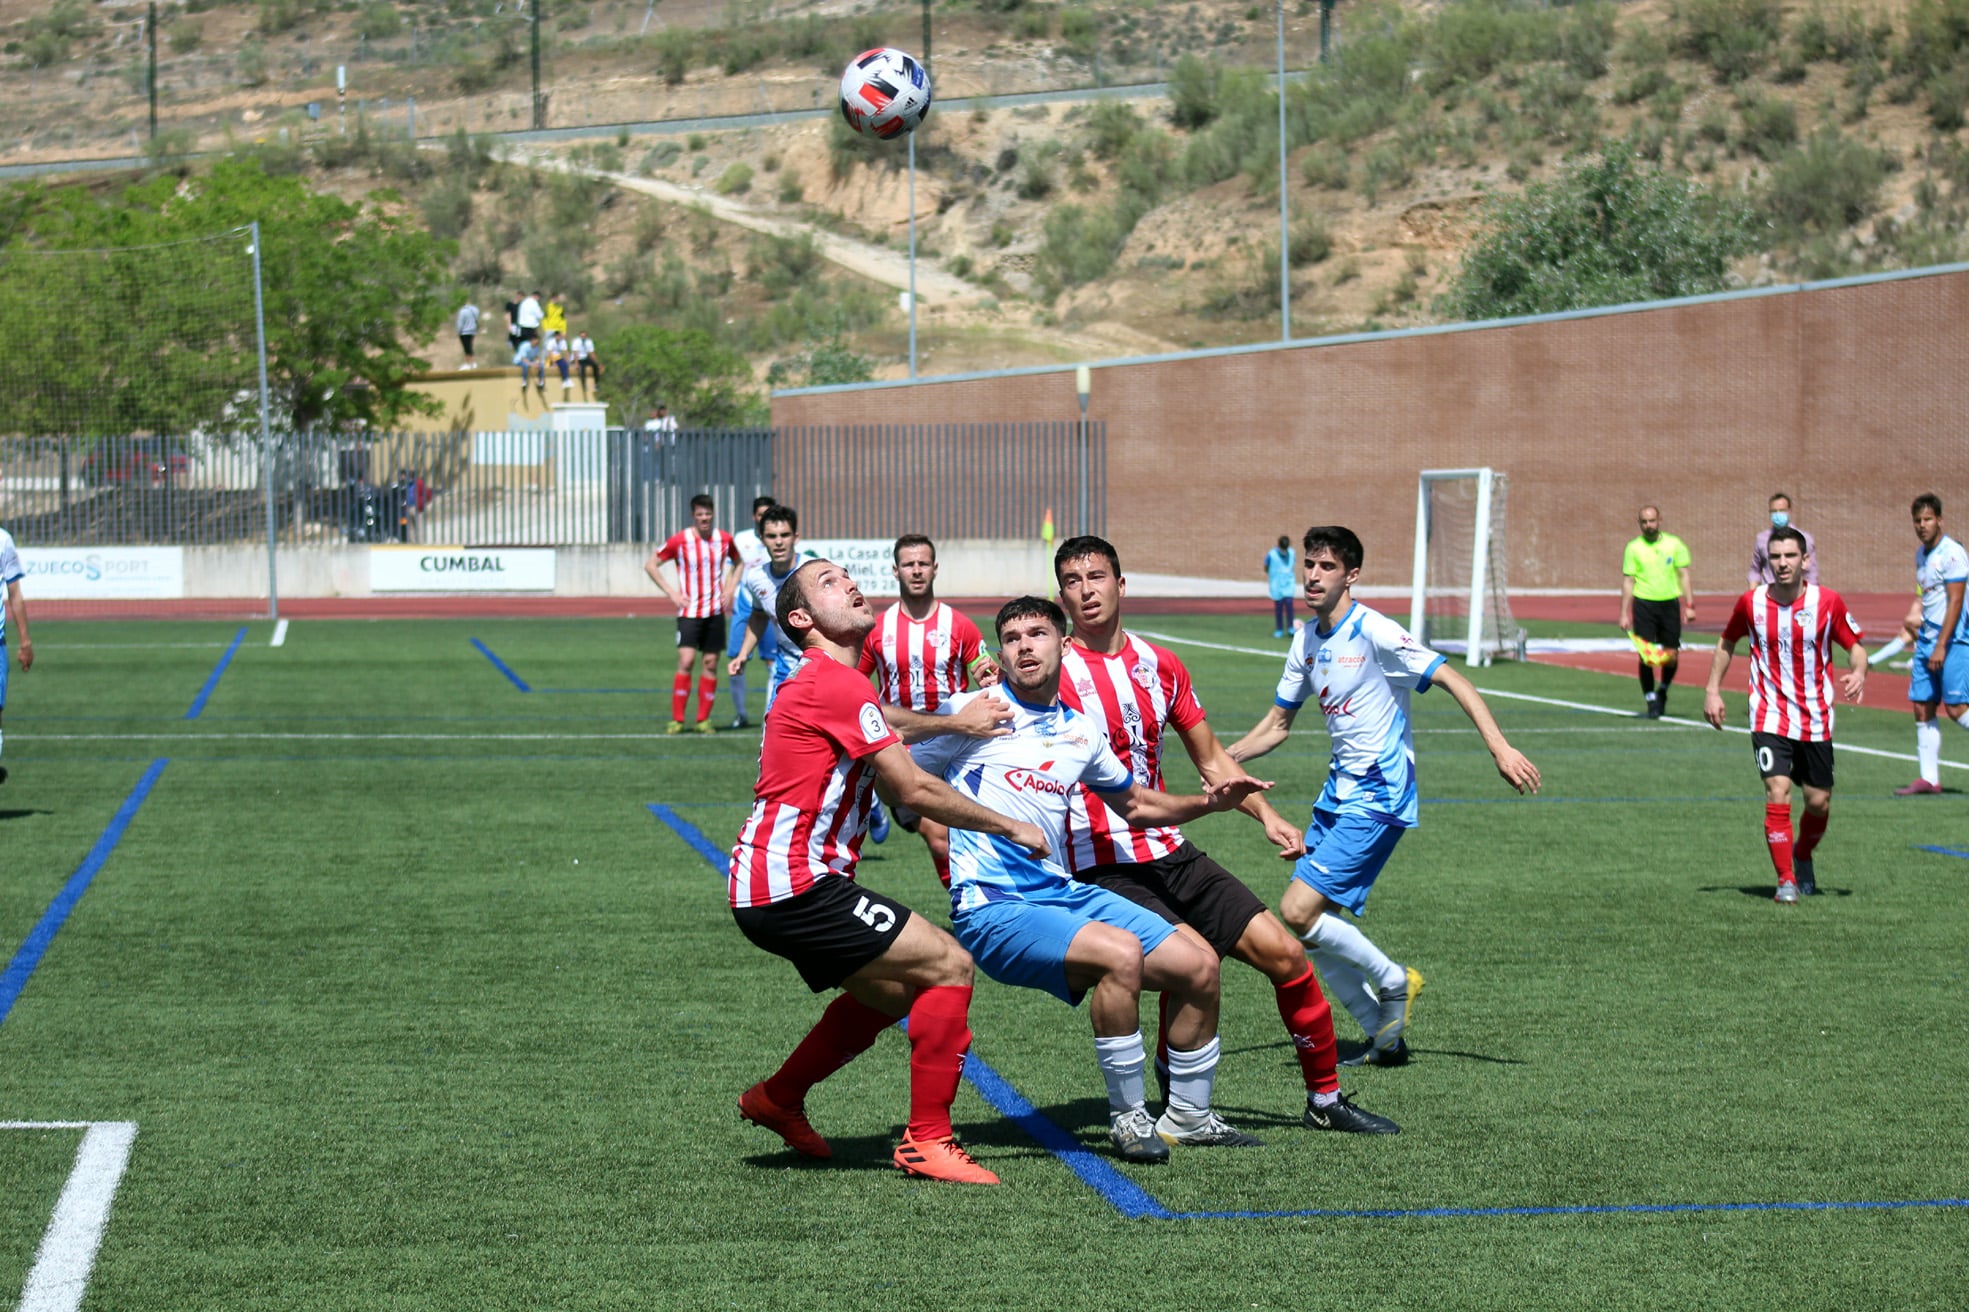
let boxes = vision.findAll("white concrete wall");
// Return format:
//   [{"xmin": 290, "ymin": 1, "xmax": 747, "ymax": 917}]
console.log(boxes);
[{"xmin": 180, "ymin": 540, "xmax": 1055, "ymax": 598}]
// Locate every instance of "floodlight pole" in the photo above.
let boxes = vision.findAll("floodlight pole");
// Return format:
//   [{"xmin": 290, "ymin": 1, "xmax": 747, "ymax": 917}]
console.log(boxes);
[
  {"xmin": 921, "ymin": 0, "xmax": 932, "ymax": 74},
  {"xmin": 1320, "ymin": 0, "xmax": 1335, "ymax": 62},
  {"xmin": 1075, "ymin": 365, "xmax": 1091, "ymax": 537},
  {"xmin": 908, "ymin": 131, "xmax": 918, "ymax": 380},
  {"xmin": 1277, "ymin": 0, "xmax": 1290, "ymax": 342},
  {"xmin": 530, "ymin": 0, "xmax": 545, "ymax": 129},
  {"xmin": 250, "ymin": 222, "xmax": 279, "ymax": 622},
  {"xmin": 147, "ymin": 0, "xmax": 158, "ymax": 141}
]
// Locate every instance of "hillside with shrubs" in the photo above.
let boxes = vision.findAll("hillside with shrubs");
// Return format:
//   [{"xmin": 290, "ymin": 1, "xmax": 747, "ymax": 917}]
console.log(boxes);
[{"xmin": 7, "ymin": 0, "xmax": 1969, "ymax": 383}]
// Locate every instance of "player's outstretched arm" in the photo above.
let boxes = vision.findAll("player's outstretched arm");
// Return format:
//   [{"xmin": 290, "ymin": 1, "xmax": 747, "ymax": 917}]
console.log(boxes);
[
  {"xmin": 6, "ymin": 582, "xmax": 29, "ymax": 672},
  {"xmin": 1701, "ymin": 640, "xmax": 1735, "ymax": 729},
  {"xmin": 1225, "ymin": 704, "xmax": 1297, "ymax": 765},
  {"xmin": 882, "ymin": 694, "xmax": 1014, "ymax": 744},
  {"xmin": 727, "ymin": 609, "xmax": 768, "ymax": 677},
  {"xmin": 1107, "ymin": 773, "xmax": 1274, "ymax": 828},
  {"xmin": 1428, "ymin": 663, "xmax": 1541, "ymax": 794},
  {"xmin": 869, "ymin": 744, "xmax": 1048, "ymax": 857},
  {"xmin": 1175, "ymin": 719, "xmax": 1303, "ymax": 857}
]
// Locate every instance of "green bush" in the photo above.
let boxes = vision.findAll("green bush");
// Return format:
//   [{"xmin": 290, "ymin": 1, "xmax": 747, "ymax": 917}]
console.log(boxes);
[
  {"xmin": 639, "ymin": 141, "xmax": 681, "ymax": 173},
  {"xmin": 1014, "ymin": 7, "xmax": 1052, "ymax": 39},
  {"xmin": 1738, "ymin": 93, "xmax": 1800, "ymax": 159},
  {"xmin": 746, "ymin": 232, "xmax": 822, "ymax": 298},
  {"xmin": 1169, "ymin": 54, "xmax": 1220, "ymax": 129},
  {"xmin": 1897, "ymin": 0, "xmax": 1969, "ymax": 79},
  {"xmin": 1558, "ymin": 2, "xmax": 1617, "ymax": 79},
  {"xmin": 1423, "ymin": 0, "xmax": 1562, "ymax": 91},
  {"xmin": 1928, "ymin": 68, "xmax": 1969, "ymax": 129},
  {"xmin": 1672, "ymin": 0, "xmax": 1784, "ymax": 80},
  {"xmin": 422, "ymin": 174, "xmax": 476, "ymax": 241},
  {"xmin": 715, "ymin": 162, "xmax": 754, "ymax": 195},
  {"xmin": 356, "ymin": 2, "xmax": 401, "ymax": 40},
  {"xmin": 1018, "ymin": 154, "xmax": 1057, "ymax": 199},
  {"xmin": 1288, "ymin": 216, "xmax": 1331, "ymax": 267},
  {"xmin": 1763, "ymin": 130, "xmax": 1890, "ymax": 235},
  {"xmin": 1614, "ymin": 66, "xmax": 1675, "ymax": 106},
  {"xmin": 237, "ymin": 39, "xmax": 270, "ymax": 87},
  {"xmin": 1086, "ymin": 99, "xmax": 1144, "ymax": 160},
  {"xmin": 1520, "ymin": 66, "xmax": 1589, "ymax": 140},
  {"xmin": 655, "ymin": 31, "xmax": 695, "ymax": 85},
  {"xmin": 1300, "ymin": 141, "xmax": 1349, "ymax": 189},
  {"xmin": 1035, "ymin": 204, "xmax": 1131, "ymax": 296},
  {"xmin": 1060, "ymin": 7, "xmax": 1098, "ymax": 58},
  {"xmin": 1796, "ymin": 0, "xmax": 1879, "ymax": 62}
]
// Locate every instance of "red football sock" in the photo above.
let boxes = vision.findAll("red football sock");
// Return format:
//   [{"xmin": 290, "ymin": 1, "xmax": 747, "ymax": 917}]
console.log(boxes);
[
  {"xmin": 1275, "ymin": 964, "xmax": 1340, "ymax": 1095},
  {"xmin": 695, "ymin": 674, "xmax": 718, "ymax": 723},
  {"xmin": 904, "ymin": 985, "xmax": 973, "ymax": 1142},
  {"xmin": 763, "ymin": 994, "xmax": 894, "ymax": 1109},
  {"xmin": 671, "ymin": 672, "xmax": 690, "ymax": 722},
  {"xmin": 932, "ymin": 850, "xmax": 951, "ymax": 889},
  {"xmin": 1796, "ymin": 809, "xmax": 1828, "ymax": 860},
  {"xmin": 1765, "ymin": 801, "xmax": 1795, "ymax": 882}
]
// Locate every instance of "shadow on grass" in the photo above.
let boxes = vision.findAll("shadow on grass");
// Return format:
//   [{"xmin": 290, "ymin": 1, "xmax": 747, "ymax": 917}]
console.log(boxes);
[
  {"xmin": 1697, "ymin": 884, "xmax": 1853, "ymax": 899},
  {"xmin": 0, "ymin": 809, "xmax": 52, "ymax": 821}
]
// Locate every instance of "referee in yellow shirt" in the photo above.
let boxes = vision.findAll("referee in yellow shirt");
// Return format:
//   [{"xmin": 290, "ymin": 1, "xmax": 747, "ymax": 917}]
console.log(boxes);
[{"xmin": 1619, "ymin": 505, "xmax": 1696, "ymax": 719}]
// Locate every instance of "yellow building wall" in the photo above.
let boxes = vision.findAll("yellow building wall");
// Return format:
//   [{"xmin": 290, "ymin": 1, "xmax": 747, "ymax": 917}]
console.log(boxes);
[{"xmin": 402, "ymin": 366, "xmax": 609, "ymax": 435}]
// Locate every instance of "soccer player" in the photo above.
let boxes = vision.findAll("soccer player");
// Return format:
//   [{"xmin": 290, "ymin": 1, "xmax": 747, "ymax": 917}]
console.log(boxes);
[
  {"xmin": 1052, "ymin": 536, "xmax": 1398, "ymax": 1131},
  {"xmin": 729, "ymin": 560, "xmax": 1047, "ymax": 1186},
  {"xmin": 1227, "ymin": 526, "xmax": 1541, "ymax": 1066},
  {"xmin": 1701, "ymin": 527, "xmax": 1867, "ymax": 904},
  {"xmin": 860, "ymin": 534, "xmax": 1001, "ymax": 884},
  {"xmin": 0, "ymin": 523, "xmax": 30, "ymax": 787},
  {"xmin": 644, "ymin": 493, "xmax": 740, "ymax": 734},
  {"xmin": 1897, "ymin": 493, "xmax": 1969, "ymax": 796},
  {"xmin": 1620, "ymin": 504, "xmax": 1696, "ymax": 719},
  {"xmin": 725, "ymin": 496, "xmax": 777, "ymax": 728},
  {"xmin": 728, "ymin": 505, "xmax": 818, "ymax": 713},
  {"xmin": 910, "ymin": 596, "xmax": 1272, "ymax": 1161}
]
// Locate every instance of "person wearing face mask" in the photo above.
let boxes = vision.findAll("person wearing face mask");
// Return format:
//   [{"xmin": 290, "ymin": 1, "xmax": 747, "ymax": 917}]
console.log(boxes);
[{"xmin": 1749, "ymin": 492, "xmax": 1819, "ymax": 586}]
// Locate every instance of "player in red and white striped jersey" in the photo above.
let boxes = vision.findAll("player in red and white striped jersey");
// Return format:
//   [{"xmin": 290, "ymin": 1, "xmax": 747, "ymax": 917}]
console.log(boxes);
[
  {"xmin": 729, "ymin": 558, "xmax": 1045, "ymax": 1185},
  {"xmin": 644, "ymin": 493, "xmax": 741, "ymax": 733},
  {"xmin": 1051, "ymin": 536, "xmax": 1399, "ymax": 1133},
  {"xmin": 859, "ymin": 534, "xmax": 1000, "ymax": 885},
  {"xmin": 1703, "ymin": 526, "xmax": 1868, "ymax": 904}
]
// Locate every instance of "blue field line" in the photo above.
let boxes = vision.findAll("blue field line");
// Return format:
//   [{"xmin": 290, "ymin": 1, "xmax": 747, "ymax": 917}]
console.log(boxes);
[
  {"xmin": 648, "ymin": 800, "xmax": 1160, "ymax": 1212},
  {"xmin": 470, "ymin": 638, "xmax": 532, "ymax": 692},
  {"xmin": 536, "ymin": 688, "xmax": 668, "ymax": 695},
  {"xmin": 0, "ymin": 759, "xmax": 169, "ymax": 1028},
  {"xmin": 1915, "ymin": 843, "xmax": 1969, "ymax": 860},
  {"xmin": 183, "ymin": 628, "xmax": 247, "ymax": 720},
  {"xmin": 1166, "ymin": 1196, "xmax": 1969, "ymax": 1222}
]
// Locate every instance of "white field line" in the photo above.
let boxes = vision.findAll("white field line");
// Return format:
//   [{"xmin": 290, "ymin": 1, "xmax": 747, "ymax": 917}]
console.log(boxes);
[
  {"xmin": 7, "ymin": 1121, "xmax": 138, "ymax": 1312},
  {"xmin": 270, "ymin": 619, "xmax": 289, "ymax": 648},
  {"xmin": 1133, "ymin": 627, "xmax": 1959, "ymax": 772},
  {"xmin": 29, "ymin": 732, "xmax": 718, "ymax": 741},
  {"xmin": 33, "ymin": 643, "xmax": 230, "ymax": 650}
]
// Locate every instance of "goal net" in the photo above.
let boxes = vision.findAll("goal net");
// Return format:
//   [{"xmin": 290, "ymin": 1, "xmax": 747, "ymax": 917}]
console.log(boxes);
[
  {"xmin": 1408, "ymin": 467, "xmax": 1524, "ymax": 667},
  {"xmin": 0, "ymin": 228, "xmax": 266, "ymax": 622}
]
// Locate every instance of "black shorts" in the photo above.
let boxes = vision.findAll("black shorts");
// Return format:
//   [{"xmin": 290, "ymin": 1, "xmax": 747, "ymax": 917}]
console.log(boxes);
[
  {"xmin": 732, "ymin": 878, "xmax": 913, "ymax": 992},
  {"xmin": 1752, "ymin": 732, "xmax": 1834, "ymax": 789},
  {"xmin": 676, "ymin": 614, "xmax": 726, "ymax": 651},
  {"xmin": 1075, "ymin": 841, "xmax": 1268, "ymax": 959},
  {"xmin": 1631, "ymin": 597, "xmax": 1682, "ymax": 652}
]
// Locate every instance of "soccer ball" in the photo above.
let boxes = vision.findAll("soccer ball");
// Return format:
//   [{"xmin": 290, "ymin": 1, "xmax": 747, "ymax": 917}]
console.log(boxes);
[{"xmin": 839, "ymin": 47, "xmax": 933, "ymax": 140}]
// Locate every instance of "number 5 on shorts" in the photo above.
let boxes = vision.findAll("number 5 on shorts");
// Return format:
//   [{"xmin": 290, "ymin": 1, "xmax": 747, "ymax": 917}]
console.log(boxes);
[{"xmin": 852, "ymin": 895, "xmax": 896, "ymax": 933}]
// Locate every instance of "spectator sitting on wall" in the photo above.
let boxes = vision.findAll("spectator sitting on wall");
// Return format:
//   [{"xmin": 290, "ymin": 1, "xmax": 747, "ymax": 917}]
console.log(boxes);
[
  {"xmin": 572, "ymin": 329, "xmax": 601, "ymax": 397},
  {"xmin": 545, "ymin": 331, "xmax": 572, "ymax": 393},
  {"xmin": 515, "ymin": 336, "xmax": 545, "ymax": 397}
]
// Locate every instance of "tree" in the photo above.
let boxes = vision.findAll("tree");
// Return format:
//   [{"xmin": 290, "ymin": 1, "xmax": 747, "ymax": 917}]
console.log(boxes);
[
  {"xmin": 1, "ymin": 158, "xmax": 453, "ymax": 434},
  {"xmin": 764, "ymin": 335, "xmax": 876, "ymax": 390},
  {"xmin": 1442, "ymin": 142, "xmax": 1755, "ymax": 322},
  {"xmin": 606, "ymin": 325, "xmax": 765, "ymax": 427}
]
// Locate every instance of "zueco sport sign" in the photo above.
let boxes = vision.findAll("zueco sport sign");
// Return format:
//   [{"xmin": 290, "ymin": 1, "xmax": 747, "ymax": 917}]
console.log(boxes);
[
  {"xmin": 18, "ymin": 547, "xmax": 185, "ymax": 599},
  {"xmin": 370, "ymin": 546, "xmax": 556, "ymax": 592}
]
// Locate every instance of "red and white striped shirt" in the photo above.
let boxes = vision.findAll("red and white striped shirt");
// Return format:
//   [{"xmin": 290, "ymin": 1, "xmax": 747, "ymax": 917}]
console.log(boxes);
[
  {"xmin": 728, "ymin": 650, "xmax": 902, "ymax": 908},
  {"xmin": 1057, "ymin": 634, "xmax": 1208, "ymax": 869},
  {"xmin": 656, "ymin": 528, "xmax": 738, "ymax": 617},
  {"xmin": 858, "ymin": 601, "xmax": 985, "ymax": 711},
  {"xmin": 1721, "ymin": 584, "xmax": 1863, "ymax": 742}
]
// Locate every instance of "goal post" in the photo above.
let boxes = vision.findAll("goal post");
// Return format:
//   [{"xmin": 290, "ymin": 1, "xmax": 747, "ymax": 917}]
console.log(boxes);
[{"xmin": 1409, "ymin": 467, "xmax": 1524, "ymax": 667}]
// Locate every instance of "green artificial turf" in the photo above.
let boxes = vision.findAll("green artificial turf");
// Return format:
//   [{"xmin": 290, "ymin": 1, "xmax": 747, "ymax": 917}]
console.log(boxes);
[{"xmin": 1, "ymin": 616, "xmax": 1965, "ymax": 1310}]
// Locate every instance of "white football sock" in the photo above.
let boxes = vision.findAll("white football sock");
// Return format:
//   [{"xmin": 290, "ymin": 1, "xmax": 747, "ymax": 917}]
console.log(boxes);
[
  {"xmin": 1871, "ymin": 637, "xmax": 1906, "ymax": 664},
  {"xmin": 1307, "ymin": 912, "xmax": 1406, "ymax": 994},
  {"xmin": 1953, "ymin": 708, "xmax": 1969, "ymax": 731},
  {"xmin": 729, "ymin": 672, "xmax": 748, "ymax": 719},
  {"xmin": 1307, "ymin": 946, "xmax": 1381, "ymax": 1039},
  {"xmin": 1918, "ymin": 720, "xmax": 1942, "ymax": 785},
  {"xmin": 1162, "ymin": 1037, "xmax": 1220, "ymax": 1125},
  {"xmin": 1094, "ymin": 1031, "xmax": 1147, "ymax": 1116}
]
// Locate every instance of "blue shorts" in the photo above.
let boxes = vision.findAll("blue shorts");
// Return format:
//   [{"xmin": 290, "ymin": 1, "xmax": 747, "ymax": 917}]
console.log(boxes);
[
  {"xmin": 1291, "ymin": 809, "xmax": 1406, "ymax": 915},
  {"xmin": 952, "ymin": 882, "xmax": 1177, "ymax": 1005},
  {"xmin": 1908, "ymin": 640, "xmax": 1969, "ymax": 705}
]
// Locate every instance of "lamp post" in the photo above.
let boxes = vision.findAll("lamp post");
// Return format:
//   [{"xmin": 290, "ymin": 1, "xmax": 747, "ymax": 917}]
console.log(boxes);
[
  {"xmin": 1277, "ymin": 0, "xmax": 1290, "ymax": 342},
  {"xmin": 1075, "ymin": 365, "xmax": 1091, "ymax": 536},
  {"xmin": 907, "ymin": 131, "xmax": 918, "ymax": 380}
]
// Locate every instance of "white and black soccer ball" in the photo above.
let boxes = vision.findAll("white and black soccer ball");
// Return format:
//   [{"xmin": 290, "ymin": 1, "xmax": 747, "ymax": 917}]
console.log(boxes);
[{"xmin": 838, "ymin": 47, "xmax": 933, "ymax": 140}]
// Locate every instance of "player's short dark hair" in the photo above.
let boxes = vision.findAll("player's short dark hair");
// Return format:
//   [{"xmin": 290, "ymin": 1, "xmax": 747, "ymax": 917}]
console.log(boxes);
[
  {"xmin": 1914, "ymin": 492, "xmax": 1944, "ymax": 518},
  {"xmin": 1769, "ymin": 491, "xmax": 1792, "ymax": 506},
  {"xmin": 1277, "ymin": 535, "xmax": 1290, "ymax": 550},
  {"xmin": 761, "ymin": 504, "xmax": 797, "ymax": 533},
  {"xmin": 1767, "ymin": 525, "xmax": 1808, "ymax": 554},
  {"xmin": 893, "ymin": 533, "xmax": 936, "ymax": 563},
  {"xmin": 1053, "ymin": 535, "xmax": 1119, "ymax": 578},
  {"xmin": 775, "ymin": 559, "xmax": 823, "ymax": 645},
  {"xmin": 1302, "ymin": 525, "xmax": 1364, "ymax": 571},
  {"xmin": 752, "ymin": 495, "xmax": 776, "ymax": 514},
  {"xmin": 995, "ymin": 595, "xmax": 1067, "ymax": 640},
  {"xmin": 689, "ymin": 493, "xmax": 714, "ymax": 512}
]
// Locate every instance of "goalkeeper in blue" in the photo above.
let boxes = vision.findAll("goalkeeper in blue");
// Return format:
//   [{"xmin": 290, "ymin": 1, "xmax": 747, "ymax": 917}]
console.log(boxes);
[{"xmin": 1227, "ymin": 526, "xmax": 1541, "ymax": 1066}]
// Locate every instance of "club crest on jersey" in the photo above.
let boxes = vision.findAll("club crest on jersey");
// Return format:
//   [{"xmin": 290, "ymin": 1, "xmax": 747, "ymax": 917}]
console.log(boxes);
[
  {"xmin": 858, "ymin": 703, "xmax": 889, "ymax": 743},
  {"xmin": 1131, "ymin": 663, "xmax": 1156, "ymax": 690},
  {"xmin": 927, "ymin": 628, "xmax": 949, "ymax": 649},
  {"xmin": 1316, "ymin": 647, "xmax": 1335, "ymax": 665}
]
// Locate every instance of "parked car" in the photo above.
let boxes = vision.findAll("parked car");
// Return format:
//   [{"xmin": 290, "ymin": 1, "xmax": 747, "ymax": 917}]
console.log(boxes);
[{"xmin": 80, "ymin": 437, "xmax": 191, "ymax": 487}]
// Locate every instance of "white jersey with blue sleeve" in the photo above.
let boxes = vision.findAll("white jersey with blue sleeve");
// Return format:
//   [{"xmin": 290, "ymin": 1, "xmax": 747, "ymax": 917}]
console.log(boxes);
[
  {"xmin": 1915, "ymin": 534, "xmax": 1969, "ymax": 646},
  {"xmin": 909, "ymin": 688, "xmax": 1135, "ymax": 912},
  {"xmin": 739, "ymin": 552, "xmax": 818, "ymax": 688},
  {"xmin": 0, "ymin": 528, "xmax": 20, "ymax": 646},
  {"xmin": 1274, "ymin": 601, "xmax": 1445, "ymax": 828}
]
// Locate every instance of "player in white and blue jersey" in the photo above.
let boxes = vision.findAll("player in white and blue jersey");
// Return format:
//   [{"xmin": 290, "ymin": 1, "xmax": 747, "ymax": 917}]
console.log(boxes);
[
  {"xmin": 0, "ymin": 525, "xmax": 32, "ymax": 787},
  {"xmin": 723, "ymin": 496, "xmax": 777, "ymax": 727},
  {"xmin": 1899, "ymin": 493, "xmax": 1969, "ymax": 794},
  {"xmin": 727, "ymin": 505, "xmax": 818, "ymax": 716},
  {"xmin": 1229, "ymin": 526, "xmax": 1540, "ymax": 1066},
  {"xmin": 910, "ymin": 596, "xmax": 1272, "ymax": 1161}
]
